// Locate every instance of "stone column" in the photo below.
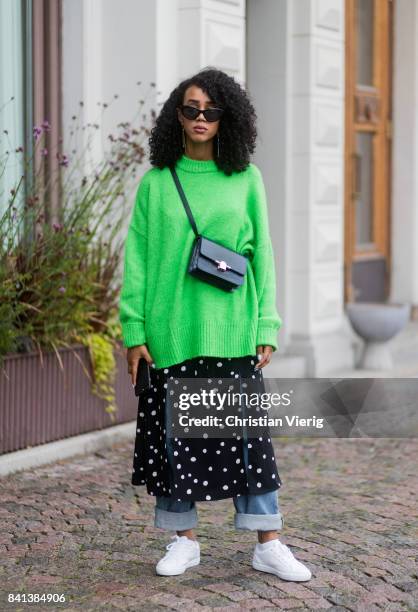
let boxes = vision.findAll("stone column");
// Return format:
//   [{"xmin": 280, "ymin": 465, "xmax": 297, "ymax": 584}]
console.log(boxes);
[
  {"xmin": 178, "ymin": 0, "xmax": 246, "ymax": 84},
  {"xmin": 248, "ymin": 0, "xmax": 354, "ymax": 375},
  {"xmin": 391, "ymin": 0, "xmax": 418, "ymax": 317},
  {"xmin": 286, "ymin": 0, "xmax": 354, "ymax": 375}
]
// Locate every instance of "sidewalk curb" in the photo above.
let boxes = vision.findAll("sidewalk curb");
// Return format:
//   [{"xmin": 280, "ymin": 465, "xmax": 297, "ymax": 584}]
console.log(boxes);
[{"xmin": 0, "ymin": 421, "xmax": 136, "ymax": 477}]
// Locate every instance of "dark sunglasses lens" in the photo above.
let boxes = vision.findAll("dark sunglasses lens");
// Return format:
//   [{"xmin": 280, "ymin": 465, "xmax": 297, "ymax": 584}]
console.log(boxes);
[
  {"xmin": 182, "ymin": 106, "xmax": 199, "ymax": 119},
  {"xmin": 204, "ymin": 109, "xmax": 223, "ymax": 122}
]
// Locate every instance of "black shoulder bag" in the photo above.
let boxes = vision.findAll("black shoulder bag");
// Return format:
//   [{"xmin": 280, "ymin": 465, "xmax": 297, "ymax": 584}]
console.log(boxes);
[{"xmin": 170, "ymin": 167, "xmax": 248, "ymax": 292}]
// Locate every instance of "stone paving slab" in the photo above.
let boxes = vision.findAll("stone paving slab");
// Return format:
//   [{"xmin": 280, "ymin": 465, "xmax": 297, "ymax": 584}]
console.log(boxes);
[{"xmin": 0, "ymin": 437, "xmax": 417, "ymax": 611}]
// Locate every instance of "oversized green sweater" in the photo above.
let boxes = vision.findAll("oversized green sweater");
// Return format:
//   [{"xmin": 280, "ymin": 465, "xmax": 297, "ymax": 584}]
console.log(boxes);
[{"xmin": 119, "ymin": 153, "xmax": 282, "ymax": 369}]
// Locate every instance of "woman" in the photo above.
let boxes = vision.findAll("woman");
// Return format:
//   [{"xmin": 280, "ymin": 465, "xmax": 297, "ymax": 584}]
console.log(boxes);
[{"xmin": 119, "ymin": 68, "xmax": 311, "ymax": 582}]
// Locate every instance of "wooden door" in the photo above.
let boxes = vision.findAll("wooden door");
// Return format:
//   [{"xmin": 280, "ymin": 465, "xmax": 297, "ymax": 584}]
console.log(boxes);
[{"xmin": 344, "ymin": 0, "xmax": 393, "ymax": 303}]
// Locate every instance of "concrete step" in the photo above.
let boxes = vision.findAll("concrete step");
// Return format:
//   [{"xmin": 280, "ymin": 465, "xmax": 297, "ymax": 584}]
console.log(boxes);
[
  {"xmin": 340, "ymin": 320, "xmax": 418, "ymax": 377},
  {"xmin": 266, "ymin": 320, "xmax": 418, "ymax": 379}
]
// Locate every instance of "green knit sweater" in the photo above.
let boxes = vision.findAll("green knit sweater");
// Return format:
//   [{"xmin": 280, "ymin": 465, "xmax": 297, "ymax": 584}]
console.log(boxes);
[{"xmin": 119, "ymin": 153, "xmax": 282, "ymax": 369}]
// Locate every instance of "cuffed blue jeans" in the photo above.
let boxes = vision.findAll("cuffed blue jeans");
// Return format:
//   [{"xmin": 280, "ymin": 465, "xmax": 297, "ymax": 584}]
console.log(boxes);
[
  {"xmin": 154, "ymin": 487, "xmax": 283, "ymax": 531},
  {"xmin": 154, "ymin": 419, "xmax": 284, "ymax": 532}
]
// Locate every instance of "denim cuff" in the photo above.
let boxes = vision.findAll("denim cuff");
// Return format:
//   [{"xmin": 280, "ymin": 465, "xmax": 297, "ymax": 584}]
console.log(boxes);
[
  {"xmin": 234, "ymin": 512, "xmax": 284, "ymax": 531},
  {"xmin": 154, "ymin": 506, "xmax": 198, "ymax": 530}
]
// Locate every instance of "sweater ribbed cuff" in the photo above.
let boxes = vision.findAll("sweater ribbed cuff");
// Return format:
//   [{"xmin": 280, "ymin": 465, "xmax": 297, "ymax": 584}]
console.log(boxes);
[
  {"xmin": 256, "ymin": 324, "xmax": 279, "ymax": 351},
  {"xmin": 122, "ymin": 322, "xmax": 146, "ymax": 348}
]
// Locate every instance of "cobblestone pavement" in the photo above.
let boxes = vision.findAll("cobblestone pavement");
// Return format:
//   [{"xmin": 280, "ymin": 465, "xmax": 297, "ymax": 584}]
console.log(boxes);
[{"xmin": 0, "ymin": 437, "xmax": 417, "ymax": 611}]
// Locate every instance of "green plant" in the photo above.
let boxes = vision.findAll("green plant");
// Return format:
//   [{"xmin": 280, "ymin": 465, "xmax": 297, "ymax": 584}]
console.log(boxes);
[
  {"xmin": 0, "ymin": 85, "xmax": 156, "ymax": 414},
  {"xmin": 85, "ymin": 331, "xmax": 117, "ymax": 420}
]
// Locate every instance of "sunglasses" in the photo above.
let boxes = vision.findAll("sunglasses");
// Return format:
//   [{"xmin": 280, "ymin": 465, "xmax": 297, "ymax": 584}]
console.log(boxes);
[{"xmin": 180, "ymin": 104, "xmax": 224, "ymax": 122}]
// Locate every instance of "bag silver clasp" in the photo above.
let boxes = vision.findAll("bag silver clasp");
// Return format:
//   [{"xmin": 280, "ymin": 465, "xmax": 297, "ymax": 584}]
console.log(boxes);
[{"xmin": 215, "ymin": 259, "xmax": 232, "ymax": 272}]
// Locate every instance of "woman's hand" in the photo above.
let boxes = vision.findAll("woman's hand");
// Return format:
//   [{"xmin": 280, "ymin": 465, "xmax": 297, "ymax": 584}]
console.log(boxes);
[
  {"xmin": 127, "ymin": 344, "xmax": 155, "ymax": 386},
  {"xmin": 255, "ymin": 345, "xmax": 273, "ymax": 369}
]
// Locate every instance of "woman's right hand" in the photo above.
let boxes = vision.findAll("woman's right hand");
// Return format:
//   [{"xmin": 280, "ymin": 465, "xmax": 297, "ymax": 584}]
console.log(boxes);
[{"xmin": 127, "ymin": 344, "xmax": 155, "ymax": 386}]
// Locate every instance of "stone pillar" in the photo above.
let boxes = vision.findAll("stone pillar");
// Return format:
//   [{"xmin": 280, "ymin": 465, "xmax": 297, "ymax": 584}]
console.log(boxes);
[
  {"xmin": 178, "ymin": 0, "xmax": 246, "ymax": 84},
  {"xmin": 391, "ymin": 0, "xmax": 418, "ymax": 316},
  {"xmin": 285, "ymin": 0, "xmax": 354, "ymax": 375},
  {"xmin": 248, "ymin": 0, "xmax": 353, "ymax": 375}
]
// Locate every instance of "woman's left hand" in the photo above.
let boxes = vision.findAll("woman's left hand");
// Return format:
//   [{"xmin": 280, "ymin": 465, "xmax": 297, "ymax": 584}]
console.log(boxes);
[{"xmin": 255, "ymin": 345, "xmax": 273, "ymax": 369}]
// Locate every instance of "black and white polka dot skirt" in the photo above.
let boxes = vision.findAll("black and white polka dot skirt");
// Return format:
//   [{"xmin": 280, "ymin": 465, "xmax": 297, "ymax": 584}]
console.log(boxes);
[{"xmin": 131, "ymin": 354, "xmax": 282, "ymax": 502}]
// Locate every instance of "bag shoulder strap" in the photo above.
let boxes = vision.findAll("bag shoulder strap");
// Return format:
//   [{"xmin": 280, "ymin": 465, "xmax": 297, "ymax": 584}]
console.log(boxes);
[{"xmin": 170, "ymin": 167, "xmax": 200, "ymax": 238}]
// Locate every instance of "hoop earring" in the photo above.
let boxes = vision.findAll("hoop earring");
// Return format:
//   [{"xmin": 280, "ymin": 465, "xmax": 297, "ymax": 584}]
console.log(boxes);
[
  {"xmin": 217, "ymin": 133, "xmax": 220, "ymax": 157},
  {"xmin": 182, "ymin": 126, "xmax": 186, "ymax": 151}
]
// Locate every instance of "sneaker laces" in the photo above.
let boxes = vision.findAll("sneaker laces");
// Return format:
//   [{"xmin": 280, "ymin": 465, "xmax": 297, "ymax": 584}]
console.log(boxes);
[
  {"xmin": 274, "ymin": 540, "xmax": 295, "ymax": 558},
  {"xmin": 165, "ymin": 535, "xmax": 195, "ymax": 554},
  {"xmin": 264, "ymin": 539, "xmax": 294, "ymax": 559}
]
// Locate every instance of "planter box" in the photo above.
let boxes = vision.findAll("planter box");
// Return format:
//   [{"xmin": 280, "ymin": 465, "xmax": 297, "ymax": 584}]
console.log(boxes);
[{"xmin": 0, "ymin": 341, "xmax": 136, "ymax": 455}]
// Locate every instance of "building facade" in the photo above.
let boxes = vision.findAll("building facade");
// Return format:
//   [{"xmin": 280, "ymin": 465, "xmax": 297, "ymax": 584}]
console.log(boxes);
[{"xmin": 2, "ymin": 0, "xmax": 417, "ymax": 375}]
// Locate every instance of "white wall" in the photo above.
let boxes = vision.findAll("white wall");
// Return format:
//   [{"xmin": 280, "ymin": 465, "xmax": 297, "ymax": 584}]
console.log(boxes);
[
  {"xmin": 156, "ymin": 0, "xmax": 180, "ymax": 107},
  {"xmin": 247, "ymin": 0, "xmax": 288, "ymax": 354},
  {"xmin": 62, "ymin": 0, "xmax": 158, "ymax": 169},
  {"xmin": 391, "ymin": 0, "xmax": 418, "ymax": 308},
  {"xmin": 0, "ymin": 0, "xmax": 25, "ymax": 216}
]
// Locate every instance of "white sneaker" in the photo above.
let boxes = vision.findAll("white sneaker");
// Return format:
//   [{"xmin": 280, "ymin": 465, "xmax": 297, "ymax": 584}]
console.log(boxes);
[
  {"xmin": 252, "ymin": 539, "xmax": 312, "ymax": 582},
  {"xmin": 156, "ymin": 535, "xmax": 200, "ymax": 576}
]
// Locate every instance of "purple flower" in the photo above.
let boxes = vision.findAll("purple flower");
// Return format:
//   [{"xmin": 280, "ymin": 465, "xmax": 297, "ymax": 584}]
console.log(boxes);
[
  {"xmin": 41, "ymin": 148, "xmax": 48, "ymax": 156},
  {"xmin": 33, "ymin": 126, "xmax": 42, "ymax": 140},
  {"xmin": 57, "ymin": 153, "xmax": 69, "ymax": 167},
  {"xmin": 41, "ymin": 120, "xmax": 51, "ymax": 131},
  {"xmin": 53, "ymin": 222, "xmax": 63, "ymax": 232},
  {"xmin": 58, "ymin": 286, "xmax": 66, "ymax": 293}
]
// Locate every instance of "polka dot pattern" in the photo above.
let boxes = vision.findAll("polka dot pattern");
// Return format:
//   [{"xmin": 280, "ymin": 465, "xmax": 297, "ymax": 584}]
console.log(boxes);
[{"xmin": 131, "ymin": 354, "xmax": 282, "ymax": 501}]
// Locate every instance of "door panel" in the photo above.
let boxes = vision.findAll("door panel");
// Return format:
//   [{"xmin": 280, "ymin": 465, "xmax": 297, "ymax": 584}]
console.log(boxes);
[
  {"xmin": 356, "ymin": 0, "xmax": 374, "ymax": 86},
  {"xmin": 354, "ymin": 132, "xmax": 374, "ymax": 247}
]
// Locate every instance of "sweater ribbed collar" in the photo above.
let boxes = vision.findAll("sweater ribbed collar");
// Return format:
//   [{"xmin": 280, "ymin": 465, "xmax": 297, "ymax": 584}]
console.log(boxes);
[{"xmin": 176, "ymin": 153, "xmax": 219, "ymax": 173}]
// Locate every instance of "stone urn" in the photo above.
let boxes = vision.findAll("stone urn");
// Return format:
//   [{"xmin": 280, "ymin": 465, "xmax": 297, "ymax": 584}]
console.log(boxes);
[{"xmin": 346, "ymin": 302, "xmax": 411, "ymax": 370}]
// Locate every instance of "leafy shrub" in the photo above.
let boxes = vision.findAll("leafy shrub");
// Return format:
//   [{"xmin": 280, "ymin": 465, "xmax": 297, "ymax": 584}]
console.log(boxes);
[{"xmin": 0, "ymin": 84, "xmax": 156, "ymax": 416}]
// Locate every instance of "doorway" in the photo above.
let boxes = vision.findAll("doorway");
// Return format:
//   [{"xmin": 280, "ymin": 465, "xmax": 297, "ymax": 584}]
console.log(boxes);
[{"xmin": 344, "ymin": 0, "xmax": 394, "ymax": 303}]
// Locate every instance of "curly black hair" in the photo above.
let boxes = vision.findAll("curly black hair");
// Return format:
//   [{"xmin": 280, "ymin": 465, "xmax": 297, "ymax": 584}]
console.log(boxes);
[{"xmin": 148, "ymin": 67, "xmax": 258, "ymax": 176}]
